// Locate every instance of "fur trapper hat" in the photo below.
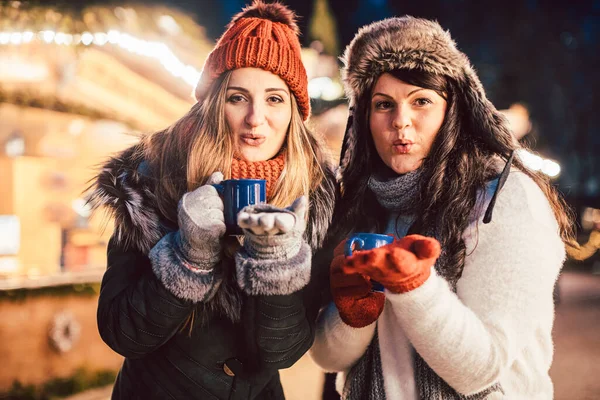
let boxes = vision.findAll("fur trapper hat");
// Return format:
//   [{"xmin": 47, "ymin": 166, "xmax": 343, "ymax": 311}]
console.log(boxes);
[
  {"xmin": 339, "ymin": 16, "xmax": 513, "ymax": 166},
  {"xmin": 195, "ymin": 0, "xmax": 310, "ymax": 120}
]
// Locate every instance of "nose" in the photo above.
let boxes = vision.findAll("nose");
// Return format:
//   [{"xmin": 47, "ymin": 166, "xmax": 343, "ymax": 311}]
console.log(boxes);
[
  {"xmin": 392, "ymin": 104, "xmax": 411, "ymax": 130},
  {"xmin": 245, "ymin": 102, "xmax": 266, "ymax": 128}
]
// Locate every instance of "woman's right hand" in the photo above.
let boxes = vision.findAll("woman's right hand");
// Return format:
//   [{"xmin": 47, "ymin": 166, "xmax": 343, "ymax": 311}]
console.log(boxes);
[
  {"xmin": 176, "ymin": 172, "xmax": 226, "ymax": 269},
  {"xmin": 330, "ymin": 239, "xmax": 385, "ymax": 328}
]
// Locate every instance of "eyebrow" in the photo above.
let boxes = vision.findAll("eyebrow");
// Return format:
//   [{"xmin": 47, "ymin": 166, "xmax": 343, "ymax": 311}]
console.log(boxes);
[
  {"xmin": 372, "ymin": 88, "xmax": 424, "ymax": 98},
  {"xmin": 227, "ymin": 86, "xmax": 290, "ymax": 95}
]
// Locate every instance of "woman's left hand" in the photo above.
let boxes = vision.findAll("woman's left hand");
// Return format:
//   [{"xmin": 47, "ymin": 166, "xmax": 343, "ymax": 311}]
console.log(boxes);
[
  {"xmin": 343, "ymin": 234, "xmax": 441, "ymax": 294},
  {"xmin": 237, "ymin": 196, "xmax": 308, "ymax": 261},
  {"xmin": 238, "ymin": 196, "xmax": 307, "ymax": 236}
]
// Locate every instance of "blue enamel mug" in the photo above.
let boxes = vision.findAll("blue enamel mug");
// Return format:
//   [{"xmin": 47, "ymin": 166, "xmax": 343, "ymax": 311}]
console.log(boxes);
[
  {"xmin": 345, "ymin": 233, "xmax": 394, "ymax": 292},
  {"xmin": 212, "ymin": 179, "xmax": 266, "ymax": 235}
]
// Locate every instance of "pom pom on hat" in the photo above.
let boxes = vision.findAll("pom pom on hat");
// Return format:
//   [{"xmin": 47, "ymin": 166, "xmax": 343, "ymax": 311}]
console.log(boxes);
[{"xmin": 228, "ymin": 0, "xmax": 299, "ymax": 34}]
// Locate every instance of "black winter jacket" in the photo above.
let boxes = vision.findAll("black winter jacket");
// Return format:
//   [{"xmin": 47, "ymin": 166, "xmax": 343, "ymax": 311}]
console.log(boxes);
[{"xmin": 90, "ymin": 145, "xmax": 336, "ymax": 399}]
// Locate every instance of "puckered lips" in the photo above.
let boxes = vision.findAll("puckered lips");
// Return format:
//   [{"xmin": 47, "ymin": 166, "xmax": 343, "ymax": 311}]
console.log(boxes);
[
  {"xmin": 240, "ymin": 133, "xmax": 266, "ymax": 146},
  {"xmin": 392, "ymin": 139, "xmax": 414, "ymax": 154}
]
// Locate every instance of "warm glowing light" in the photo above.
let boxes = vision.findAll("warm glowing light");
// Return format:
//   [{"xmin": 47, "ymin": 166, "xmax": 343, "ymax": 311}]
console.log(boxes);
[
  {"xmin": 54, "ymin": 32, "xmax": 68, "ymax": 45},
  {"xmin": 72, "ymin": 199, "xmax": 92, "ymax": 218},
  {"xmin": 0, "ymin": 56, "xmax": 50, "ymax": 81},
  {"xmin": 93, "ymin": 32, "xmax": 108, "ymax": 46},
  {"xmin": 516, "ymin": 149, "xmax": 561, "ymax": 178},
  {"xmin": 22, "ymin": 31, "xmax": 34, "ymax": 43},
  {"xmin": 0, "ymin": 28, "xmax": 202, "ymax": 89},
  {"xmin": 10, "ymin": 32, "xmax": 22, "ymax": 45},
  {"xmin": 107, "ymin": 30, "xmax": 120, "ymax": 44},
  {"xmin": 541, "ymin": 159, "xmax": 561, "ymax": 177},
  {"xmin": 41, "ymin": 30, "xmax": 54, "ymax": 43},
  {"xmin": 158, "ymin": 15, "xmax": 181, "ymax": 35},
  {"xmin": 0, "ymin": 216, "xmax": 20, "ymax": 256},
  {"xmin": 308, "ymin": 76, "xmax": 344, "ymax": 100},
  {"xmin": 80, "ymin": 32, "xmax": 93, "ymax": 45}
]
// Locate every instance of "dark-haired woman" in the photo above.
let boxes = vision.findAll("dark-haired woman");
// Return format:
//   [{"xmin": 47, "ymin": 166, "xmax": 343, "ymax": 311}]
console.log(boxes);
[{"xmin": 310, "ymin": 17, "xmax": 575, "ymax": 399}]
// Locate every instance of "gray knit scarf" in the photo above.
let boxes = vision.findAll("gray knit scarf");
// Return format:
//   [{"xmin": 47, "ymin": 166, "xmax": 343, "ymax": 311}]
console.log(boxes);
[{"xmin": 343, "ymin": 169, "xmax": 504, "ymax": 400}]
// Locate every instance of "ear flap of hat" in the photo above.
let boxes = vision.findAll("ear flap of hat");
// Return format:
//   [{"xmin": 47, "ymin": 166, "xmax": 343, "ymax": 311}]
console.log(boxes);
[
  {"xmin": 338, "ymin": 111, "xmax": 355, "ymax": 171},
  {"xmin": 456, "ymin": 68, "xmax": 518, "ymax": 154}
]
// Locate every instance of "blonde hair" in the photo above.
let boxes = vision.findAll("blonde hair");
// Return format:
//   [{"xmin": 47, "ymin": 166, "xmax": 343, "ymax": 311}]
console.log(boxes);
[{"xmin": 143, "ymin": 70, "xmax": 326, "ymax": 223}]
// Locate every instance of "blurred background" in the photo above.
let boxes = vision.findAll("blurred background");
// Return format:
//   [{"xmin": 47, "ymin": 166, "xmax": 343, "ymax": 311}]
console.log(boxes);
[{"xmin": 0, "ymin": 0, "xmax": 598, "ymax": 399}]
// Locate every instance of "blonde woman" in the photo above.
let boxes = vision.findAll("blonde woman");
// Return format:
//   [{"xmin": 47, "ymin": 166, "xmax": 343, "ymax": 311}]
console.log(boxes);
[{"xmin": 89, "ymin": 2, "xmax": 335, "ymax": 399}]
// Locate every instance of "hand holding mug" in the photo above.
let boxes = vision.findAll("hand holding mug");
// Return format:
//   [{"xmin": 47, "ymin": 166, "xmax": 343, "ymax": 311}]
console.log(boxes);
[
  {"xmin": 212, "ymin": 179, "xmax": 267, "ymax": 235},
  {"xmin": 330, "ymin": 237, "xmax": 386, "ymax": 328},
  {"xmin": 345, "ymin": 233, "xmax": 395, "ymax": 292},
  {"xmin": 175, "ymin": 171, "xmax": 226, "ymax": 268},
  {"xmin": 237, "ymin": 196, "xmax": 306, "ymax": 236},
  {"xmin": 238, "ymin": 196, "xmax": 308, "ymax": 260},
  {"xmin": 343, "ymin": 234, "xmax": 441, "ymax": 294}
]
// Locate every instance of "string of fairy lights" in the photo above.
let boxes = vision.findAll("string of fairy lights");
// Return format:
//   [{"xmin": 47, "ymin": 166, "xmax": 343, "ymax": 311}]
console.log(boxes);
[
  {"xmin": 0, "ymin": 29, "xmax": 202, "ymax": 88},
  {"xmin": 0, "ymin": 30, "xmax": 560, "ymax": 178}
]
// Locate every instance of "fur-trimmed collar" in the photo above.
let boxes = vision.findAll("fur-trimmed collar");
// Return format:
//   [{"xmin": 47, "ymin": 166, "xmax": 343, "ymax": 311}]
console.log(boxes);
[{"xmin": 88, "ymin": 144, "xmax": 169, "ymax": 254}]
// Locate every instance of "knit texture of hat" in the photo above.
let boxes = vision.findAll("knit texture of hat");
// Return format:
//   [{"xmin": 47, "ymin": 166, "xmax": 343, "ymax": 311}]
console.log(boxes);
[{"xmin": 195, "ymin": 1, "xmax": 310, "ymax": 120}]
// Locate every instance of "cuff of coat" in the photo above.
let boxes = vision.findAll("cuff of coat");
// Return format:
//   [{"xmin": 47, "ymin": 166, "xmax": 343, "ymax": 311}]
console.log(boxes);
[
  {"xmin": 235, "ymin": 241, "xmax": 311, "ymax": 295},
  {"xmin": 325, "ymin": 303, "xmax": 377, "ymax": 339},
  {"xmin": 149, "ymin": 233, "xmax": 222, "ymax": 303}
]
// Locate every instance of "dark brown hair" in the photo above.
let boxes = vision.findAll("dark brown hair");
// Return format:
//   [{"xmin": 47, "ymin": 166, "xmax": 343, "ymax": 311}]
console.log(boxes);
[{"xmin": 331, "ymin": 69, "xmax": 575, "ymax": 282}]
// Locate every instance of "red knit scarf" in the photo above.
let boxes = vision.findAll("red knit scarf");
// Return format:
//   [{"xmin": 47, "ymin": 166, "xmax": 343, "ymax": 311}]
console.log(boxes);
[{"xmin": 231, "ymin": 153, "xmax": 285, "ymax": 199}]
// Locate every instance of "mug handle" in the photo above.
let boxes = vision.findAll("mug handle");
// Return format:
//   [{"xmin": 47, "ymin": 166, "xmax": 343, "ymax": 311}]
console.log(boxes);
[
  {"xmin": 212, "ymin": 183, "xmax": 224, "ymax": 195},
  {"xmin": 345, "ymin": 237, "xmax": 364, "ymax": 257}
]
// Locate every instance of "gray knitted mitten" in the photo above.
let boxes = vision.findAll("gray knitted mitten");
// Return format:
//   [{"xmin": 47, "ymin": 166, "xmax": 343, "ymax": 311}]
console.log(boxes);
[
  {"xmin": 235, "ymin": 196, "xmax": 312, "ymax": 295},
  {"xmin": 174, "ymin": 173, "xmax": 226, "ymax": 268},
  {"xmin": 149, "ymin": 172, "xmax": 226, "ymax": 303},
  {"xmin": 239, "ymin": 196, "xmax": 307, "ymax": 260}
]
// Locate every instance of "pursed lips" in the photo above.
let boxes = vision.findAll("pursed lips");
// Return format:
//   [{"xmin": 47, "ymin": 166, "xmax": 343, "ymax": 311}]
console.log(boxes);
[
  {"xmin": 240, "ymin": 133, "xmax": 266, "ymax": 146},
  {"xmin": 392, "ymin": 138, "xmax": 414, "ymax": 154}
]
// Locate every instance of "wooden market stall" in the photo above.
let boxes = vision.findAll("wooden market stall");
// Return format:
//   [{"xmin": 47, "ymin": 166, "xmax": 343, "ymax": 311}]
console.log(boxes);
[{"xmin": 0, "ymin": 3, "xmax": 211, "ymax": 396}]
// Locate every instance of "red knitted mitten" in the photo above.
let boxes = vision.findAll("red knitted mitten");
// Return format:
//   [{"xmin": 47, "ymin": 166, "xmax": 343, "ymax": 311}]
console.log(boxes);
[
  {"xmin": 343, "ymin": 235, "xmax": 441, "ymax": 294},
  {"xmin": 330, "ymin": 240, "xmax": 385, "ymax": 328}
]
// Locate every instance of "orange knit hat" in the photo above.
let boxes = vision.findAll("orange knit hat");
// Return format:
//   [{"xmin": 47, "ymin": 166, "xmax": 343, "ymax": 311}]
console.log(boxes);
[{"xmin": 194, "ymin": 1, "xmax": 310, "ymax": 120}]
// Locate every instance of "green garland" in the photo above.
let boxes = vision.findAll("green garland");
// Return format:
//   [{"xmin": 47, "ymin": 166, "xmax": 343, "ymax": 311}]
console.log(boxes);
[
  {"xmin": 1, "ymin": 367, "xmax": 116, "ymax": 400},
  {"xmin": 0, "ymin": 282, "xmax": 100, "ymax": 302}
]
